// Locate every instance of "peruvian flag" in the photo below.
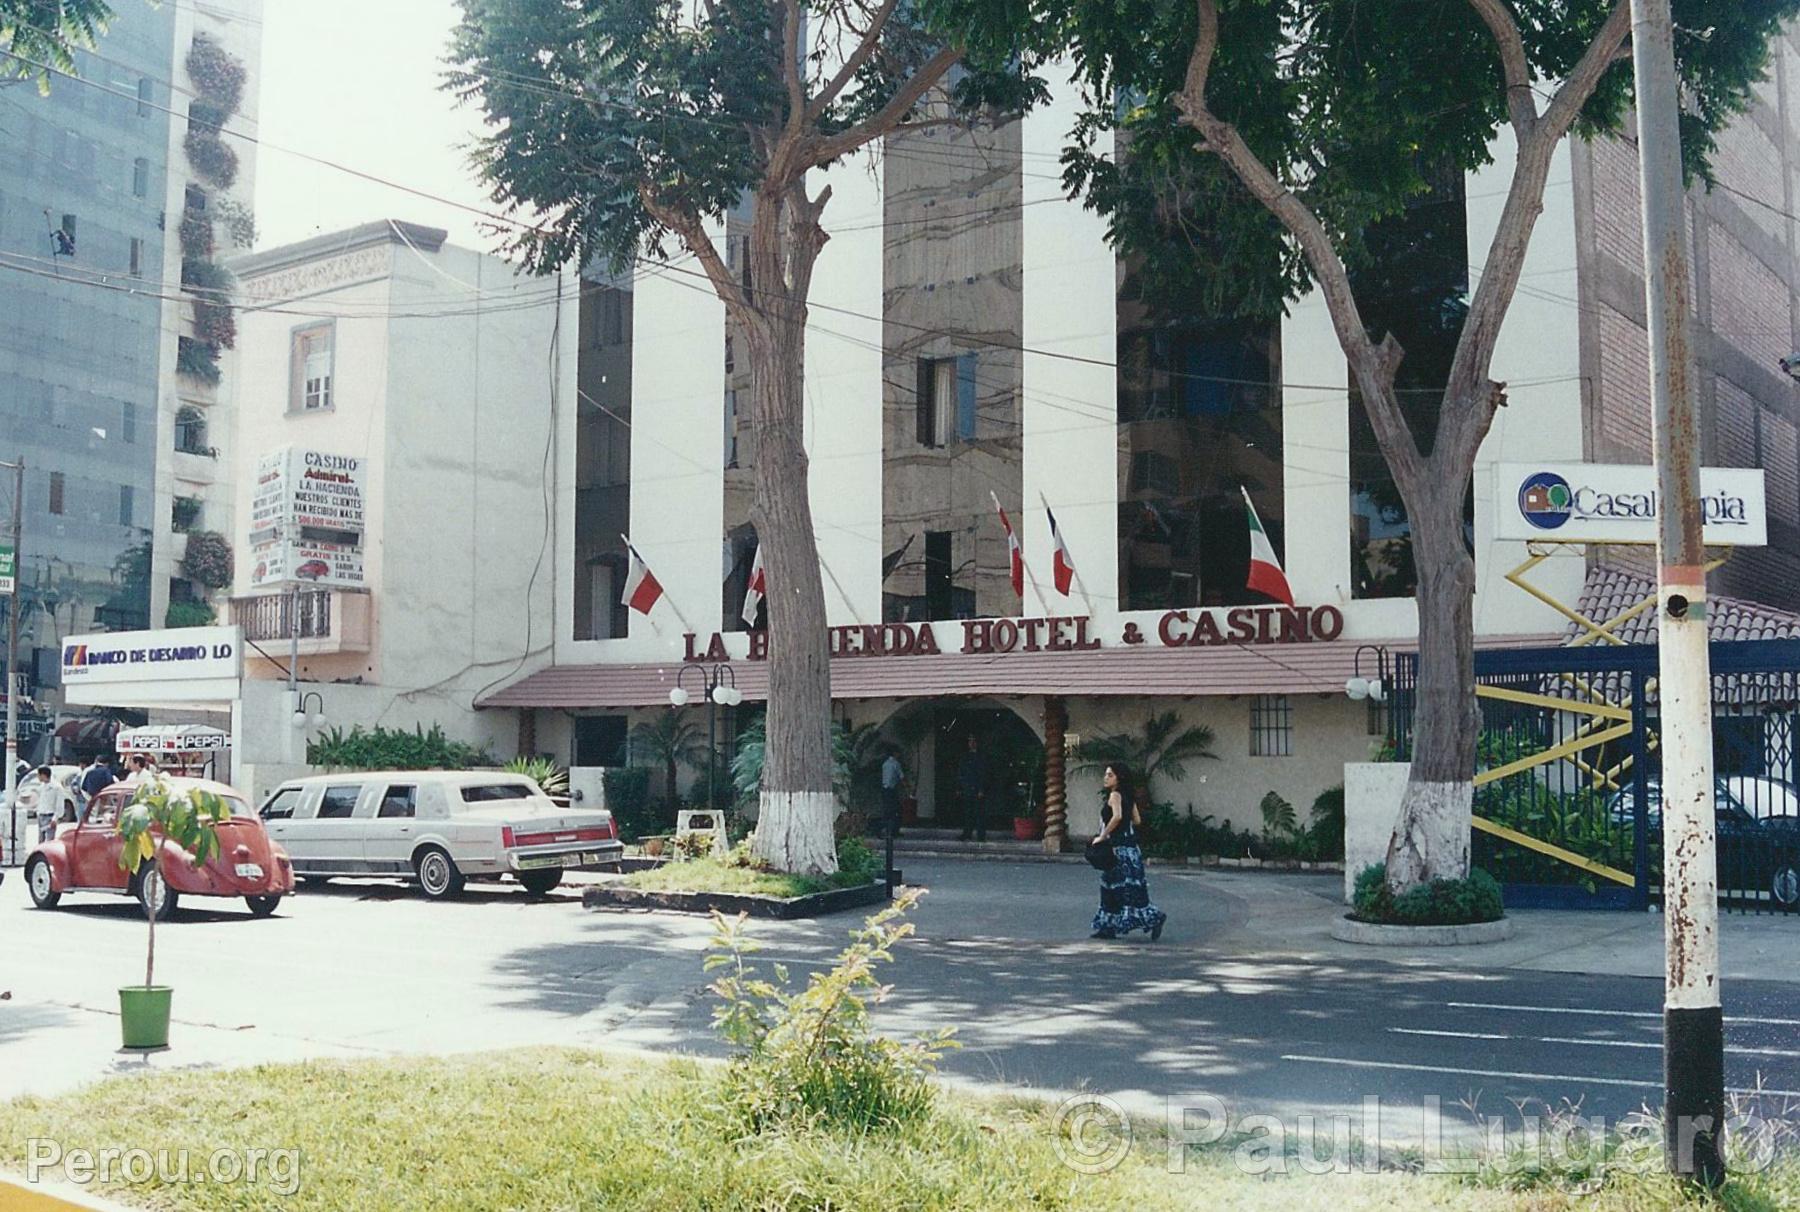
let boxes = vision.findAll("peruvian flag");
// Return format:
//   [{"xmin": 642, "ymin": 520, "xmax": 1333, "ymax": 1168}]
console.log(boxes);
[
  {"xmin": 1046, "ymin": 506, "xmax": 1075, "ymax": 596},
  {"xmin": 1241, "ymin": 487, "xmax": 1294, "ymax": 606},
  {"xmin": 620, "ymin": 538, "xmax": 665, "ymax": 616},
  {"xmin": 991, "ymin": 491, "xmax": 1024, "ymax": 597},
  {"xmin": 741, "ymin": 543, "xmax": 766, "ymax": 627}
]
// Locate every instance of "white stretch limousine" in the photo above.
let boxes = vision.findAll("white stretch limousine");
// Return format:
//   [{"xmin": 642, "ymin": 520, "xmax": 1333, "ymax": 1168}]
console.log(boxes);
[{"xmin": 259, "ymin": 771, "xmax": 624, "ymax": 898}]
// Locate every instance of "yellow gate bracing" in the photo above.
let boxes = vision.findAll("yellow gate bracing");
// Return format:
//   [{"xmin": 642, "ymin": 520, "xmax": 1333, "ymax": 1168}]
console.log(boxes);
[{"xmin": 1468, "ymin": 542, "xmax": 1729, "ymax": 889}]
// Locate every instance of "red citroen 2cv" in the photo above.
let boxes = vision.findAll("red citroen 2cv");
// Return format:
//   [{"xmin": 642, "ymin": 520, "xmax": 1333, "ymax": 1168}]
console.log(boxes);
[{"xmin": 25, "ymin": 777, "xmax": 295, "ymax": 919}]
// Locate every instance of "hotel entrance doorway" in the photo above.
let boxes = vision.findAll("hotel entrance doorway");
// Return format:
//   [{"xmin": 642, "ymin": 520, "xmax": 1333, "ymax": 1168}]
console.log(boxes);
[{"xmin": 921, "ymin": 705, "xmax": 1042, "ymax": 839}]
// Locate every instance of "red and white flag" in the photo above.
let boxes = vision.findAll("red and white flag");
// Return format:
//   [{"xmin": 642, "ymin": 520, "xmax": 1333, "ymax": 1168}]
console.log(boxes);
[
  {"xmin": 620, "ymin": 537, "xmax": 666, "ymax": 616},
  {"xmin": 991, "ymin": 492, "xmax": 1024, "ymax": 597},
  {"xmin": 741, "ymin": 543, "xmax": 766, "ymax": 627},
  {"xmin": 1241, "ymin": 487, "xmax": 1294, "ymax": 606},
  {"xmin": 1046, "ymin": 505, "xmax": 1075, "ymax": 596}
]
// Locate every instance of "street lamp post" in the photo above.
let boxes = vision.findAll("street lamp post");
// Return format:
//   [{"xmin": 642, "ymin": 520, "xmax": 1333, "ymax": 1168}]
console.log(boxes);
[{"xmin": 669, "ymin": 663, "xmax": 742, "ymax": 817}]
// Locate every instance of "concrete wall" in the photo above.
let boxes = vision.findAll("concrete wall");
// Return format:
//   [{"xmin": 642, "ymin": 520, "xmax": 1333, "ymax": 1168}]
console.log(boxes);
[{"xmin": 1344, "ymin": 760, "xmax": 1411, "ymax": 903}]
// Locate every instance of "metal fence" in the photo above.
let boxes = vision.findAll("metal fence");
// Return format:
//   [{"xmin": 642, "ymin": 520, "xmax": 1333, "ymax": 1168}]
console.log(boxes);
[
  {"xmin": 232, "ymin": 590, "xmax": 333, "ymax": 642},
  {"xmin": 1392, "ymin": 638, "xmax": 1800, "ymax": 914}
]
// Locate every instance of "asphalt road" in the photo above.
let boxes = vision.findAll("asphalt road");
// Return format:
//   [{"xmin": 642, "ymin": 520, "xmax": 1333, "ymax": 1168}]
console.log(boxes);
[{"xmin": 2, "ymin": 858, "xmax": 1797, "ymax": 1145}]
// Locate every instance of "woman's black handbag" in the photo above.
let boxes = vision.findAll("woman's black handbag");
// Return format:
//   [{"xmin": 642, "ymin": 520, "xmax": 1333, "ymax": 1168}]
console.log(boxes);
[{"xmin": 1084, "ymin": 838, "xmax": 1115, "ymax": 871}]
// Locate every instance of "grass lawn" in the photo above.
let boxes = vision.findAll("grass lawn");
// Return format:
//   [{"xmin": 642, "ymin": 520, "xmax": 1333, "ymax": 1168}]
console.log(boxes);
[
  {"xmin": 620, "ymin": 854, "xmax": 876, "ymax": 898},
  {"xmin": 2, "ymin": 1048, "xmax": 1796, "ymax": 1211}
]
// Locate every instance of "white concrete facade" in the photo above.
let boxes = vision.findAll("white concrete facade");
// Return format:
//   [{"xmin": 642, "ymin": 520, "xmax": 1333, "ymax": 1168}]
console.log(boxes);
[{"xmin": 224, "ymin": 222, "xmax": 569, "ymax": 800}]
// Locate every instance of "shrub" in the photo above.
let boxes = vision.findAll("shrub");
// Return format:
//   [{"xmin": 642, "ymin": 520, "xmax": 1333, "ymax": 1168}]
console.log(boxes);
[
  {"xmin": 181, "ymin": 530, "xmax": 232, "ymax": 591},
  {"xmin": 502, "ymin": 756, "xmax": 568, "ymax": 796},
  {"xmin": 179, "ymin": 209, "xmax": 214, "ymax": 260},
  {"xmin": 834, "ymin": 836, "xmax": 880, "ymax": 884},
  {"xmin": 171, "ymin": 496, "xmax": 202, "ymax": 533},
  {"xmin": 1310, "ymin": 784, "xmax": 1346, "ymax": 860},
  {"xmin": 706, "ymin": 889, "xmax": 955, "ymax": 1132},
  {"xmin": 601, "ymin": 767, "xmax": 661, "ymax": 841},
  {"xmin": 185, "ymin": 33, "xmax": 246, "ymax": 113},
  {"xmin": 176, "ymin": 337, "xmax": 220, "ymax": 384},
  {"xmin": 164, "ymin": 600, "xmax": 217, "ymax": 628},
  {"xmin": 672, "ymin": 830, "xmax": 713, "ymax": 861},
  {"xmin": 307, "ymin": 723, "xmax": 493, "ymax": 770},
  {"xmin": 184, "ymin": 127, "xmax": 239, "ymax": 189},
  {"xmin": 212, "ymin": 196, "xmax": 258, "ymax": 248},
  {"xmin": 1353, "ymin": 862, "xmax": 1504, "ymax": 926}
]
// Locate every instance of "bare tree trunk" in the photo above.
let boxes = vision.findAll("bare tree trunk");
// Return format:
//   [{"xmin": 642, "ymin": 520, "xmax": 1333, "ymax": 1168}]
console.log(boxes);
[
  {"xmin": 745, "ymin": 290, "xmax": 838, "ymax": 876},
  {"xmin": 1385, "ymin": 456, "xmax": 1481, "ymax": 891}
]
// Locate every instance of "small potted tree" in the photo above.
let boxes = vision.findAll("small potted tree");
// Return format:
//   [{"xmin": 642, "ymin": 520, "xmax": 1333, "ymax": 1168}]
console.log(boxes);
[{"xmin": 115, "ymin": 775, "xmax": 232, "ymax": 1049}]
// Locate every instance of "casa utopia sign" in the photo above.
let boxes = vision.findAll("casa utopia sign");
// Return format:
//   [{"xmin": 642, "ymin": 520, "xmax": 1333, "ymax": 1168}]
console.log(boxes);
[{"xmin": 1495, "ymin": 462, "xmax": 1767, "ymax": 547}]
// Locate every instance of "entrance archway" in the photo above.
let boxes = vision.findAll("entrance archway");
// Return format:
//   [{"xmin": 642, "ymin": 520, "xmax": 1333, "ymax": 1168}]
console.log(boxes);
[{"xmin": 876, "ymin": 699, "xmax": 1043, "ymax": 835}]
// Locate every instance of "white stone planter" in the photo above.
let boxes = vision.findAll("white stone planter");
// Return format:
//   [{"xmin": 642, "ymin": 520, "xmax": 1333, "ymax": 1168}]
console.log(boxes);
[{"xmin": 1330, "ymin": 914, "xmax": 1515, "ymax": 946}]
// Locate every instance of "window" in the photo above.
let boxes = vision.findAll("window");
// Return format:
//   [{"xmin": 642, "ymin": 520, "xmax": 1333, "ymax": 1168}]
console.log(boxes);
[
  {"xmin": 574, "ymin": 715, "xmax": 628, "ymax": 767},
  {"xmin": 48, "ymin": 472, "xmax": 65, "ymax": 516},
  {"xmin": 460, "ymin": 783, "xmax": 533, "ymax": 802},
  {"xmin": 924, "ymin": 530, "xmax": 953, "ymax": 619},
  {"xmin": 317, "ymin": 785, "xmax": 361, "ymax": 819},
  {"xmin": 128, "ymin": 237, "xmax": 142, "ymax": 277},
  {"xmin": 185, "ymin": 184, "xmax": 207, "ymax": 212},
  {"xmin": 291, "ymin": 324, "xmax": 333, "ymax": 411},
  {"xmin": 915, "ymin": 354, "xmax": 978, "ymax": 447},
  {"xmin": 172, "ymin": 495, "xmax": 201, "ymax": 532},
  {"xmin": 1250, "ymin": 695, "xmax": 1293, "ymax": 757},
  {"xmin": 137, "ymin": 76, "xmax": 153, "ymax": 116},
  {"xmin": 118, "ymin": 485, "xmax": 133, "ymax": 526},
  {"xmin": 132, "ymin": 157, "xmax": 149, "ymax": 197},
  {"xmin": 377, "ymin": 785, "xmax": 417, "ymax": 819},
  {"xmin": 122, "ymin": 402, "xmax": 136, "ymax": 444},
  {"xmin": 260, "ymin": 788, "xmax": 300, "ymax": 820}
]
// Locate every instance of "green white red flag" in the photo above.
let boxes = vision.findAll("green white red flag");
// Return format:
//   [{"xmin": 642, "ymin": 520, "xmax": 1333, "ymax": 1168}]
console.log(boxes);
[{"xmin": 1241, "ymin": 487, "xmax": 1293, "ymax": 606}]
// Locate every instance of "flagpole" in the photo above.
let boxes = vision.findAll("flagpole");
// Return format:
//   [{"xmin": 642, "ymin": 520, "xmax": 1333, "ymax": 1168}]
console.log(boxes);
[{"xmin": 621, "ymin": 533, "xmax": 697, "ymax": 635}]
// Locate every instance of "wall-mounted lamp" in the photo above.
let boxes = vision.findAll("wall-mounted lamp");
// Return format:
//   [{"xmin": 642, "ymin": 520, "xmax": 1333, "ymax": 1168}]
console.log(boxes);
[
  {"xmin": 291, "ymin": 690, "xmax": 326, "ymax": 729},
  {"xmin": 1345, "ymin": 645, "xmax": 1391, "ymax": 703}
]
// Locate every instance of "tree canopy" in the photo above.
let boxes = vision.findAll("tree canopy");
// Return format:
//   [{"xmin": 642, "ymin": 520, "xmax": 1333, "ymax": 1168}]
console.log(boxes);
[{"xmin": 1, "ymin": 0, "xmax": 111, "ymax": 88}]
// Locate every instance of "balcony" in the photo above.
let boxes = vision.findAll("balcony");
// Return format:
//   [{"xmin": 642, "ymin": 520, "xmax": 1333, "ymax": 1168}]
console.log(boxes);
[{"xmin": 230, "ymin": 589, "xmax": 372, "ymax": 657}]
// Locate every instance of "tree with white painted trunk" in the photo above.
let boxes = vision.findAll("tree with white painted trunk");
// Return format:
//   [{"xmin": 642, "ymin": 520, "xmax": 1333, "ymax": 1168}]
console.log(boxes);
[
  {"xmin": 450, "ymin": 1, "xmax": 1050, "ymax": 872},
  {"xmin": 938, "ymin": 0, "xmax": 1796, "ymax": 894}
]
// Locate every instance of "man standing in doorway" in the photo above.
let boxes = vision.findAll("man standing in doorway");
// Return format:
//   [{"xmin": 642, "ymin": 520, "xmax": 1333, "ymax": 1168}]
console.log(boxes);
[
  {"xmin": 956, "ymin": 734, "xmax": 989, "ymax": 843},
  {"xmin": 880, "ymin": 750, "xmax": 906, "ymax": 838}
]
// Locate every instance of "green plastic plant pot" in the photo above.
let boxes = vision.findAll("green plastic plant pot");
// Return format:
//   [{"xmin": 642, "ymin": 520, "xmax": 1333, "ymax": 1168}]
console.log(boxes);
[{"xmin": 118, "ymin": 986, "xmax": 173, "ymax": 1049}]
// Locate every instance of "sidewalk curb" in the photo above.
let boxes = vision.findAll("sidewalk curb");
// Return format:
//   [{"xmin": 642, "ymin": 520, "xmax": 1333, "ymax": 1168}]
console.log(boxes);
[{"xmin": 0, "ymin": 1172, "xmax": 133, "ymax": 1211}]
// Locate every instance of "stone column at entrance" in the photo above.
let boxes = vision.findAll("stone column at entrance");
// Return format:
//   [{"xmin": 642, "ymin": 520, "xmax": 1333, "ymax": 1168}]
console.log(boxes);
[{"xmin": 1042, "ymin": 696, "xmax": 1068, "ymax": 853}]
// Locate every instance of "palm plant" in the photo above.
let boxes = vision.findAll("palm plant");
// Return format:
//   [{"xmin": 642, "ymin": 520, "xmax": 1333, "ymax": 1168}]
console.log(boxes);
[
  {"xmin": 503, "ymin": 756, "xmax": 569, "ymax": 797},
  {"xmin": 631, "ymin": 711, "xmax": 711, "ymax": 809},
  {"xmin": 732, "ymin": 718, "xmax": 886, "ymax": 810},
  {"xmin": 1073, "ymin": 711, "xmax": 1218, "ymax": 802}
]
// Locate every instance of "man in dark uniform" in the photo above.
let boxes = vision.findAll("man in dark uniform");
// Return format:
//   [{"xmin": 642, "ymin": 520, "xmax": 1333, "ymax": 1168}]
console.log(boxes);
[{"xmin": 956, "ymin": 734, "xmax": 989, "ymax": 842}]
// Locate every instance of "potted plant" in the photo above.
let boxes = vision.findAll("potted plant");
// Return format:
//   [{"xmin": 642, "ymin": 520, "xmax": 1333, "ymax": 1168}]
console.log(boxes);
[
  {"xmin": 115, "ymin": 775, "xmax": 232, "ymax": 1049},
  {"xmin": 1012, "ymin": 801, "xmax": 1045, "ymax": 841}
]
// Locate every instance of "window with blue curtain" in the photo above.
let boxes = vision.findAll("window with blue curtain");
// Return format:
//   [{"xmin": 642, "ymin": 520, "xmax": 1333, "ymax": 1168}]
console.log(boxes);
[{"xmin": 955, "ymin": 353, "xmax": 978, "ymax": 441}]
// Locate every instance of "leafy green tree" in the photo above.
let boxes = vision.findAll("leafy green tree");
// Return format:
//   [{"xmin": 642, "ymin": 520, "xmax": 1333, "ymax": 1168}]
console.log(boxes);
[
  {"xmin": 632, "ymin": 709, "xmax": 712, "ymax": 810},
  {"xmin": 118, "ymin": 775, "xmax": 232, "ymax": 986},
  {"xmin": 935, "ymin": 0, "xmax": 1797, "ymax": 893},
  {"xmin": 448, "ymin": 1, "xmax": 1043, "ymax": 875},
  {"xmin": 1, "ymin": 0, "xmax": 111, "ymax": 89},
  {"xmin": 1073, "ymin": 710, "xmax": 1217, "ymax": 803}
]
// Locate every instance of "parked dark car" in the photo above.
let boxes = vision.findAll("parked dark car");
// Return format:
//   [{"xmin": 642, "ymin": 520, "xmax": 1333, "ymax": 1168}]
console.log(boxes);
[{"xmin": 1608, "ymin": 777, "xmax": 1800, "ymax": 909}]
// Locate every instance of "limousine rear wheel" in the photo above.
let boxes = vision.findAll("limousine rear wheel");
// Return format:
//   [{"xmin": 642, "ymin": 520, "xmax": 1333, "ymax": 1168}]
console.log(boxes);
[
  {"xmin": 415, "ymin": 847, "xmax": 465, "ymax": 899},
  {"xmin": 518, "ymin": 868, "xmax": 563, "ymax": 897}
]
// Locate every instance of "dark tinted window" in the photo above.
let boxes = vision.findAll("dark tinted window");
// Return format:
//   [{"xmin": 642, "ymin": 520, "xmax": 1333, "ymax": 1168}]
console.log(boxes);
[
  {"xmin": 378, "ymin": 785, "xmax": 416, "ymax": 819},
  {"xmin": 459, "ymin": 783, "xmax": 532, "ymax": 802},
  {"xmin": 260, "ymin": 788, "xmax": 300, "ymax": 820},
  {"xmin": 318, "ymin": 785, "xmax": 361, "ymax": 818}
]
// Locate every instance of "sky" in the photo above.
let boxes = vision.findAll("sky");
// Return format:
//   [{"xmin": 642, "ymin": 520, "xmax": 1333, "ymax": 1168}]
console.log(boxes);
[{"xmin": 252, "ymin": 0, "xmax": 496, "ymax": 252}]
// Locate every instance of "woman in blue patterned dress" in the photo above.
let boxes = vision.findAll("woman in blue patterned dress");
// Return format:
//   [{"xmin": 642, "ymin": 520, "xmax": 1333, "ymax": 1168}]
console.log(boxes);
[{"xmin": 1091, "ymin": 764, "xmax": 1166, "ymax": 940}]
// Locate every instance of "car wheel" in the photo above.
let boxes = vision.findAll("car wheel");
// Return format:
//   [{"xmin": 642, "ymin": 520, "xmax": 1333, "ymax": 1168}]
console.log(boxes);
[
  {"xmin": 245, "ymin": 895, "xmax": 282, "ymax": 918},
  {"xmin": 135, "ymin": 869, "xmax": 179, "ymax": 921},
  {"xmin": 518, "ymin": 868, "xmax": 563, "ymax": 897},
  {"xmin": 1772, "ymin": 862, "xmax": 1800, "ymax": 912},
  {"xmin": 414, "ymin": 847, "xmax": 464, "ymax": 899},
  {"xmin": 26, "ymin": 857, "xmax": 60, "ymax": 910}
]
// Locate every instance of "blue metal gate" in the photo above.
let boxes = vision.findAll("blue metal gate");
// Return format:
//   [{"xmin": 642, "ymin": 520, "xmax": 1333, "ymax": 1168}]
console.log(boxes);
[{"xmin": 1392, "ymin": 639, "xmax": 1800, "ymax": 913}]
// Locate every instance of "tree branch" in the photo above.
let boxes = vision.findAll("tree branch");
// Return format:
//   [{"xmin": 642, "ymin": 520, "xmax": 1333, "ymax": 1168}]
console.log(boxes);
[
  {"xmin": 1174, "ymin": 0, "xmax": 1422, "ymax": 481},
  {"xmin": 804, "ymin": 0, "xmax": 903, "ymax": 126},
  {"xmin": 781, "ymin": 0, "xmax": 806, "ymax": 133},
  {"xmin": 1436, "ymin": 0, "xmax": 1630, "ymax": 467},
  {"xmin": 639, "ymin": 185, "xmax": 751, "ymax": 315},
  {"xmin": 806, "ymin": 44, "xmax": 962, "ymax": 167},
  {"xmin": 1467, "ymin": 0, "xmax": 1539, "ymax": 138}
]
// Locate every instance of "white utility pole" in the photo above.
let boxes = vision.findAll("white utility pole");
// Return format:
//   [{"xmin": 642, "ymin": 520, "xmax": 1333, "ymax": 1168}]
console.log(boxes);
[
  {"xmin": 1630, "ymin": 0, "xmax": 1725, "ymax": 1186},
  {"xmin": 2, "ymin": 457, "xmax": 23, "ymax": 865}
]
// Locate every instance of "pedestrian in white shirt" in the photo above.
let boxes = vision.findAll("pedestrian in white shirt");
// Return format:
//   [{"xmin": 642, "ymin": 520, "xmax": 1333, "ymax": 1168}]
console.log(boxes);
[{"xmin": 31, "ymin": 767, "xmax": 72, "ymax": 843}]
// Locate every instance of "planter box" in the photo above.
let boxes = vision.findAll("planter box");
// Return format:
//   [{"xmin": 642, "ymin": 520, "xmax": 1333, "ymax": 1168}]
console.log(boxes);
[
  {"xmin": 1330, "ymin": 914, "xmax": 1515, "ymax": 947},
  {"xmin": 583, "ymin": 880, "xmax": 891, "ymax": 920}
]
